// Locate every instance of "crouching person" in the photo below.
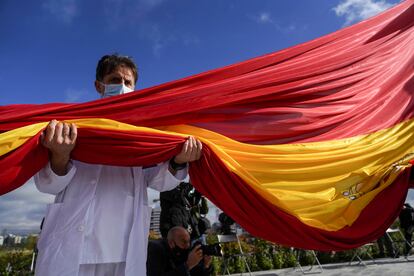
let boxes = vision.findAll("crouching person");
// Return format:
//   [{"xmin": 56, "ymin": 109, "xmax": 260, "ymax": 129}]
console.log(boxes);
[{"xmin": 147, "ymin": 226, "xmax": 213, "ymax": 276}]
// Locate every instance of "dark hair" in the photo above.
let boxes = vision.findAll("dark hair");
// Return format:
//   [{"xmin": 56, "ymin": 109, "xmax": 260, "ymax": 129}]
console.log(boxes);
[{"xmin": 95, "ymin": 54, "xmax": 138, "ymax": 84}]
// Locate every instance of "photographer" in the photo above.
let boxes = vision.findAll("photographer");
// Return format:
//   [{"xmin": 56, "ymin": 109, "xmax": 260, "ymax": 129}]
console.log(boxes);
[
  {"xmin": 147, "ymin": 226, "xmax": 213, "ymax": 276},
  {"xmin": 160, "ymin": 182, "xmax": 210, "ymax": 239}
]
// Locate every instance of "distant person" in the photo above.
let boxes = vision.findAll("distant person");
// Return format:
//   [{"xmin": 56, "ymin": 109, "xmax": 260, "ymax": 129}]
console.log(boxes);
[
  {"xmin": 377, "ymin": 232, "xmax": 399, "ymax": 258},
  {"xmin": 34, "ymin": 54, "xmax": 203, "ymax": 276},
  {"xmin": 218, "ymin": 212, "xmax": 235, "ymax": 235},
  {"xmin": 147, "ymin": 226, "xmax": 213, "ymax": 276},
  {"xmin": 399, "ymin": 203, "xmax": 414, "ymax": 255}
]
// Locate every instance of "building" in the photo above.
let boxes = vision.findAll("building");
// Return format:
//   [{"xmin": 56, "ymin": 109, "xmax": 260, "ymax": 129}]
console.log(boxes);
[
  {"xmin": 149, "ymin": 206, "xmax": 161, "ymax": 236},
  {"xmin": 2, "ymin": 234, "xmax": 23, "ymax": 246},
  {"xmin": 0, "ymin": 235, "xmax": 4, "ymax": 246},
  {"xmin": 14, "ymin": 235, "xmax": 22, "ymax": 244}
]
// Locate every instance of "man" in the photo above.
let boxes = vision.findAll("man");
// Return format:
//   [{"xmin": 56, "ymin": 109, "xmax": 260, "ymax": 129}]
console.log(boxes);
[
  {"xmin": 377, "ymin": 232, "xmax": 399, "ymax": 258},
  {"xmin": 160, "ymin": 182, "xmax": 210, "ymax": 239},
  {"xmin": 399, "ymin": 203, "xmax": 414, "ymax": 256},
  {"xmin": 147, "ymin": 226, "xmax": 213, "ymax": 276},
  {"xmin": 34, "ymin": 54, "xmax": 203, "ymax": 276},
  {"xmin": 160, "ymin": 182, "xmax": 192, "ymax": 238},
  {"xmin": 218, "ymin": 212, "xmax": 235, "ymax": 235}
]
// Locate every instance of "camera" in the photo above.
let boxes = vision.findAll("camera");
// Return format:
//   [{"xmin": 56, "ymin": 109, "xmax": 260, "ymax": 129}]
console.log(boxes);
[{"xmin": 192, "ymin": 240, "xmax": 222, "ymax": 257}]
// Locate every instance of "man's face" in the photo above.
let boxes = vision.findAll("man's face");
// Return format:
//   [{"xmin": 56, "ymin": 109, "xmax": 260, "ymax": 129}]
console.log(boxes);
[
  {"xmin": 172, "ymin": 230, "xmax": 191, "ymax": 250},
  {"xmin": 95, "ymin": 65, "xmax": 136, "ymax": 95}
]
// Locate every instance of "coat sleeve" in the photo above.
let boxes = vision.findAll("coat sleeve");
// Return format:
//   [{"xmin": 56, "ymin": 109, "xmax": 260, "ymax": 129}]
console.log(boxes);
[
  {"xmin": 144, "ymin": 162, "xmax": 189, "ymax": 192},
  {"xmin": 34, "ymin": 161, "xmax": 77, "ymax": 195},
  {"xmin": 190, "ymin": 262, "xmax": 213, "ymax": 276},
  {"xmin": 200, "ymin": 197, "xmax": 209, "ymax": 215},
  {"xmin": 147, "ymin": 241, "xmax": 190, "ymax": 276}
]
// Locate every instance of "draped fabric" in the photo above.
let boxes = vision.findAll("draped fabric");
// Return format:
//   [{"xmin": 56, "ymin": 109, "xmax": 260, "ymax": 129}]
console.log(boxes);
[{"xmin": 1, "ymin": 0, "xmax": 414, "ymax": 250}]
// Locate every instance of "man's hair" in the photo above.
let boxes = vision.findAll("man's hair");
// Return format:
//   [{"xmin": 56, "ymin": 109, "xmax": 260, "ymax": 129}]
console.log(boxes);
[
  {"xmin": 404, "ymin": 203, "xmax": 413, "ymax": 209},
  {"xmin": 96, "ymin": 54, "xmax": 138, "ymax": 84}
]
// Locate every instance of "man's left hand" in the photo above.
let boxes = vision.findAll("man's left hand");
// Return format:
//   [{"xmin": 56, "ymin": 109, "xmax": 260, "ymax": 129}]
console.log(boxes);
[
  {"xmin": 203, "ymin": 255, "xmax": 212, "ymax": 269},
  {"xmin": 174, "ymin": 136, "xmax": 203, "ymax": 164}
]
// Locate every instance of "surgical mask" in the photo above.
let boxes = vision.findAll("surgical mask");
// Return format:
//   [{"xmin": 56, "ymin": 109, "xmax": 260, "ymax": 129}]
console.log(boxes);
[
  {"xmin": 172, "ymin": 244, "xmax": 190, "ymax": 263},
  {"xmin": 101, "ymin": 82, "xmax": 134, "ymax": 98}
]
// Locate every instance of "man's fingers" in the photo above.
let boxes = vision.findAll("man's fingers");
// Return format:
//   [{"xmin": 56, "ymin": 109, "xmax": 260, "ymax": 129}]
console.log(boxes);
[
  {"xmin": 192, "ymin": 244, "xmax": 202, "ymax": 253},
  {"xmin": 183, "ymin": 139, "xmax": 189, "ymax": 156},
  {"xmin": 175, "ymin": 136, "xmax": 203, "ymax": 163},
  {"xmin": 183, "ymin": 137, "xmax": 192, "ymax": 161},
  {"xmin": 45, "ymin": 120, "xmax": 57, "ymax": 144},
  {"xmin": 40, "ymin": 132, "xmax": 46, "ymax": 147},
  {"xmin": 54, "ymin": 122, "xmax": 64, "ymax": 144},
  {"xmin": 70, "ymin": 123, "xmax": 77, "ymax": 143},
  {"xmin": 63, "ymin": 123, "xmax": 70, "ymax": 134},
  {"xmin": 190, "ymin": 137, "xmax": 199, "ymax": 161},
  {"xmin": 192, "ymin": 137, "xmax": 202, "ymax": 160},
  {"xmin": 63, "ymin": 123, "xmax": 70, "ymax": 143},
  {"xmin": 195, "ymin": 139, "xmax": 203, "ymax": 160},
  {"xmin": 188, "ymin": 136, "xmax": 196, "ymax": 160},
  {"xmin": 184, "ymin": 137, "xmax": 191, "ymax": 159}
]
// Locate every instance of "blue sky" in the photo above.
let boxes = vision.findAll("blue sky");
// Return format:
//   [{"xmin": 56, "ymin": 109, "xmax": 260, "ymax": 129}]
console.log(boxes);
[
  {"xmin": 1, "ymin": 0, "xmax": 411, "ymax": 233},
  {"xmin": 1, "ymin": 0, "xmax": 397, "ymax": 105}
]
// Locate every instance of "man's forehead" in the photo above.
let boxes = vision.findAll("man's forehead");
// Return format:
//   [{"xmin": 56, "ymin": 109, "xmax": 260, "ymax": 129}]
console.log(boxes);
[
  {"xmin": 176, "ymin": 230, "xmax": 190, "ymax": 241},
  {"xmin": 105, "ymin": 65, "xmax": 134, "ymax": 79}
]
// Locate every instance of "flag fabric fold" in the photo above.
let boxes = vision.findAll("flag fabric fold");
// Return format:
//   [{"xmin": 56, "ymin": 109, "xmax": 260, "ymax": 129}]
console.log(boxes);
[{"xmin": 1, "ymin": 0, "xmax": 414, "ymax": 250}]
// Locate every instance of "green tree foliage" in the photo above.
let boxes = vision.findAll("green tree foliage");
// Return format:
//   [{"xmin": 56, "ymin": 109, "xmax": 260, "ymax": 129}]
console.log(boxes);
[{"xmin": 0, "ymin": 250, "xmax": 33, "ymax": 275}]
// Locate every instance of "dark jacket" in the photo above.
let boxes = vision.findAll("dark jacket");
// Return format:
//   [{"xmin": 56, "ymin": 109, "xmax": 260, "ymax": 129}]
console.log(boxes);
[
  {"xmin": 147, "ymin": 239, "xmax": 211, "ymax": 276},
  {"xmin": 160, "ymin": 182, "xmax": 210, "ymax": 239},
  {"xmin": 399, "ymin": 205, "xmax": 414, "ymax": 229}
]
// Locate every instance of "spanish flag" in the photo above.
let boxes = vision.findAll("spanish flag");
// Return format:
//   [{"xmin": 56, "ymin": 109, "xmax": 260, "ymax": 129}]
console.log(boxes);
[{"xmin": 1, "ymin": 0, "xmax": 414, "ymax": 251}]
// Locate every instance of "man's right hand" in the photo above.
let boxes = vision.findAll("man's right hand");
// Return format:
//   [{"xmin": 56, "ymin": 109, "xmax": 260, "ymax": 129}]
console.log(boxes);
[
  {"xmin": 41, "ymin": 120, "xmax": 77, "ymax": 176},
  {"xmin": 185, "ymin": 244, "xmax": 203, "ymax": 270}
]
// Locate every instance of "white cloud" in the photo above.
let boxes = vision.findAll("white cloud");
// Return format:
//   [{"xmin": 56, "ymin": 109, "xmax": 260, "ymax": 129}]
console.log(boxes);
[
  {"xmin": 138, "ymin": 23, "xmax": 199, "ymax": 58},
  {"xmin": 251, "ymin": 12, "xmax": 274, "ymax": 25},
  {"xmin": 0, "ymin": 179, "xmax": 53, "ymax": 233},
  {"xmin": 103, "ymin": 0, "xmax": 167, "ymax": 30},
  {"xmin": 250, "ymin": 12, "xmax": 297, "ymax": 33},
  {"xmin": 101, "ymin": 0, "xmax": 199, "ymax": 57},
  {"xmin": 334, "ymin": 0, "xmax": 396, "ymax": 26},
  {"xmin": 257, "ymin": 12, "xmax": 273, "ymax": 24},
  {"xmin": 43, "ymin": 0, "xmax": 78, "ymax": 24},
  {"xmin": 146, "ymin": 24, "xmax": 165, "ymax": 58}
]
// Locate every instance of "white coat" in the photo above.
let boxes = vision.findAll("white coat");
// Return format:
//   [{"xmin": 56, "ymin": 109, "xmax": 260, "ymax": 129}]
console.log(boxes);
[{"xmin": 34, "ymin": 160, "xmax": 188, "ymax": 276}]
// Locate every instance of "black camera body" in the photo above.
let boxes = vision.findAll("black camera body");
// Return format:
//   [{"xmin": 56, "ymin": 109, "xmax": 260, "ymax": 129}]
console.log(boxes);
[{"xmin": 192, "ymin": 240, "xmax": 222, "ymax": 257}]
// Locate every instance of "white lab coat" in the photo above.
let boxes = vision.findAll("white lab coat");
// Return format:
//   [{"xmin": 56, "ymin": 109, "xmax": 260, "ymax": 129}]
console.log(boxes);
[{"xmin": 34, "ymin": 160, "xmax": 187, "ymax": 276}]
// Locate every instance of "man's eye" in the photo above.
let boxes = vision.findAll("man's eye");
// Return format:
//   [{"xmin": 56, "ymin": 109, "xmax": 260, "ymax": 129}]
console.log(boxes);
[{"xmin": 109, "ymin": 78, "xmax": 121, "ymax": 84}]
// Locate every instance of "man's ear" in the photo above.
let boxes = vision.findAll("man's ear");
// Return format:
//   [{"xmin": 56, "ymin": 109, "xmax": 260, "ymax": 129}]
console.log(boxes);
[
  {"xmin": 95, "ymin": 80, "xmax": 104, "ymax": 95},
  {"xmin": 168, "ymin": 239, "xmax": 175, "ymax": 249}
]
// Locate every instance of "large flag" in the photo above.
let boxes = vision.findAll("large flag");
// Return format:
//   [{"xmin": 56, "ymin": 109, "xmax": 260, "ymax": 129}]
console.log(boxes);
[{"xmin": 1, "ymin": 0, "xmax": 414, "ymax": 251}]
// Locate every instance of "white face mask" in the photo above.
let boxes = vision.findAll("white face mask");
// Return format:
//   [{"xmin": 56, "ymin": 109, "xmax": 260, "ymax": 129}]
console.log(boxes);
[{"xmin": 101, "ymin": 82, "xmax": 134, "ymax": 98}]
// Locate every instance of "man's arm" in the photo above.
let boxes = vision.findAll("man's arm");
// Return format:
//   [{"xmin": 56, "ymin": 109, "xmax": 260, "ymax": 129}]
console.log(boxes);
[
  {"xmin": 34, "ymin": 161, "xmax": 76, "ymax": 195},
  {"xmin": 189, "ymin": 262, "xmax": 213, "ymax": 276},
  {"xmin": 147, "ymin": 241, "xmax": 190, "ymax": 276},
  {"xmin": 41, "ymin": 120, "xmax": 77, "ymax": 175},
  {"xmin": 169, "ymin": 136, "xmax": 202, "ymax": 175},
  {"xmin": 145, "ymin": 136, "xmax": 202, "ymax": 191},
  {"xmin": 35, "ymin": 120, "xmax": 77, "ymax": 195}
]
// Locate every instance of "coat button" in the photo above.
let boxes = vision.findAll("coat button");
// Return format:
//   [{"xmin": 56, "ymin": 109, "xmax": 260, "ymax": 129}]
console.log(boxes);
[{"xmin": 78, "ymin": 225, "xmax": 85, "ymax": 232}]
